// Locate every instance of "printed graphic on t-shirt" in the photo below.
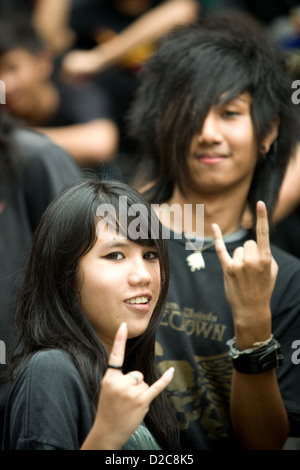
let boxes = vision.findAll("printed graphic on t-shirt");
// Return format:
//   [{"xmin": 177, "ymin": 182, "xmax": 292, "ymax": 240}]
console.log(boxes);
[{"xmin": 156, "ymin": 301, "xmax": 233, "ymax": 442}]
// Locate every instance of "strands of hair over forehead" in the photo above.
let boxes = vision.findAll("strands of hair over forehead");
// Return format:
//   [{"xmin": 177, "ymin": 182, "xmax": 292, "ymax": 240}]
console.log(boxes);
[
  {"xmin": 96, "ymin": 184, "xmax": 161, "ymax": 247},
  {"xmin": 128, "ymin": 15, "xmax": 300, "ymax": 225}
]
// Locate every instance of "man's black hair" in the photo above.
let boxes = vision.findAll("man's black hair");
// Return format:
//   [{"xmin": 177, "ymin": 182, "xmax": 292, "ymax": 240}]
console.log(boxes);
[
  {"xmin": 128, "ymin": 14, "xmax": 300, "ymax": 226},
  {"xmin": 0, "ymin": 16, "xmax": 45, "ymax": 57}
]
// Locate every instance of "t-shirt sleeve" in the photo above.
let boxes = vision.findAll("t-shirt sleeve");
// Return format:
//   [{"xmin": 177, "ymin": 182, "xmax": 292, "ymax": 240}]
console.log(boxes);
[
  {"xmin": 4, "ymin": 350, "xmax": 93, "ymax": 450},
  {"xmin": 271, "ymin": 248, "xmax": 300, "ymax": 435}
]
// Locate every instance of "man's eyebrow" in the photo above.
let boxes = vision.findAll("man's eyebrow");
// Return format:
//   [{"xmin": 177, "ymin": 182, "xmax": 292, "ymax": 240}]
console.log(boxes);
[
  {"xmin": 217, "ymin": 93, "xmax": 249, "ymax": 107},
  {"xmin": 234, "ymin": 96, "xmax": 247, "ymax": 103}
]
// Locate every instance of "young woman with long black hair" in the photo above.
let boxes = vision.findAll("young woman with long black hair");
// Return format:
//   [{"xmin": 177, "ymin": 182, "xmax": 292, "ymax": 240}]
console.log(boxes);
[{"xmin": 2, "ymin": 178, "xmax": 178, "ymax": 450}]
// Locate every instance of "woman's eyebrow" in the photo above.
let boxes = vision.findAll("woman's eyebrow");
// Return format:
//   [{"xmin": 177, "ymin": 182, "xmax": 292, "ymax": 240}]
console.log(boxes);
[{"xmin": 100, "ymin": 239, "xmax": 130, "ymax": 249}]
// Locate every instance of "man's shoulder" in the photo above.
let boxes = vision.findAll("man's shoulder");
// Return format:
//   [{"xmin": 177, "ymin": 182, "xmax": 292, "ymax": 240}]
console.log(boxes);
[{"xmin": 271, "ymin": 243, "xmax": 300, "ymax": 270}]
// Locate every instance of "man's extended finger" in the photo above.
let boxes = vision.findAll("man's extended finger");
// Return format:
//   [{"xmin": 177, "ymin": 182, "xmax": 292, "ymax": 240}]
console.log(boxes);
[
  {"xmin": 256, "ymin": 201, "xmax": 271, "ymax": 254},
  {"xmin": 143, "ymin": 367, "xmax": 175, "ymax": 403},
  {"xmin": 212, "ymin": 223, "xmax": 233, "ymax": 268},
  {"xmin": 107, "ymin": 322, "xmax": 128, "ymax": 369}
]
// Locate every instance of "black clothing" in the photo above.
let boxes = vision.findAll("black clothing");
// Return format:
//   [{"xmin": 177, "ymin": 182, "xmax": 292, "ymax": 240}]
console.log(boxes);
[
  {"xmin": 69, "ymin": 0, "xmax": 165, "ymax": 148},
  {"xmin": 271, "ymin": 208, "xmax": 300, "ymax": 259},
  {"xmin": 156, "ymin": 230, "xmax": 300, "ymax": 450},
  {"xmin": 0, "ymin": 128, "xmax": 82, "ymax": 442},
  {"xmin": 46, "ymin": 80, "xmax": 115, "ymax": 126},
  {"xmin": 2, "ymin": 349, "xmax": 160, "ymax": 450}
]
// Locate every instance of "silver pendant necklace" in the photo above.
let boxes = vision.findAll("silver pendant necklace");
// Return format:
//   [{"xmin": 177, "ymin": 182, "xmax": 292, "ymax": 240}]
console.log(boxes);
[
  {"xmin": 185, "ymin": 239, "xmax": 215, "ymax": 272},
  {"xmin": 184, "ymin": 228, "xmax": 244, "ymax": 272}
]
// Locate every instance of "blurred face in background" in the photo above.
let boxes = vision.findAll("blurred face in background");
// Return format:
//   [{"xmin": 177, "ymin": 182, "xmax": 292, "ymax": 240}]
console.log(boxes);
[{"xmin": 0, "ymin": 47, "xmax": 52, "ymax": 120}]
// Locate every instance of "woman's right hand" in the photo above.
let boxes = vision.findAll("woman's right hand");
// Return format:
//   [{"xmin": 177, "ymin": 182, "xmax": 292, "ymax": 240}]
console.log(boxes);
[{"xmin": 81, "ymin": 322, "xmax": 174, "ymax": 450}]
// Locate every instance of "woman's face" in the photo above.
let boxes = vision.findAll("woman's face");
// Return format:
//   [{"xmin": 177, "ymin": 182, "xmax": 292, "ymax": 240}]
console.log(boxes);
[{"xmin": 77, "ymin": 226, "xmax": 161, "ymax": 352}]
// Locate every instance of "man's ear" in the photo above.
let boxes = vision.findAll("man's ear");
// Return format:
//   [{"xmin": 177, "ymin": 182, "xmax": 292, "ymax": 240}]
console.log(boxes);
[{"xmin": 260, "ymin": 116, "xmax": 280, "ymax": 154}]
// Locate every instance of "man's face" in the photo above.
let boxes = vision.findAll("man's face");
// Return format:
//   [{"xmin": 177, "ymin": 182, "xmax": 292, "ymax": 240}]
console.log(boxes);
[
  {"xmin": 186, "ymin": 92, "xmax": 258, "ymax": 196},
  {"xmin": 0, "ymin": 48, "xmax": 49, "ymax": 118}
]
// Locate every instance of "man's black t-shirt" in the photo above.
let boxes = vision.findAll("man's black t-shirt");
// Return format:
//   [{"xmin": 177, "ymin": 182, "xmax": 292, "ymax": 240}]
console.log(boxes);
[{"xmin": 156, "ymin": 230, "xmax": 300, "ymax": 450}]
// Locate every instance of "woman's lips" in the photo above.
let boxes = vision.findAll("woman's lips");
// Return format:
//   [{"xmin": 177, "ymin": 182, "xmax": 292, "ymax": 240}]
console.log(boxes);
[
  {"xmin": 124, "ymin": 295, "xmax": 151, "ymax": 313},
  {"xmin": 124, "ymin": 301, "xmax": 151, "ymax": 314}
]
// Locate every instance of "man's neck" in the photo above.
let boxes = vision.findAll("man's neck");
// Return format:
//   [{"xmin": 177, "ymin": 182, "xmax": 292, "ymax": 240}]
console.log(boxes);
[{"xmin": 164, "ymin": 186, "xmax": 247, "ymax": 238}]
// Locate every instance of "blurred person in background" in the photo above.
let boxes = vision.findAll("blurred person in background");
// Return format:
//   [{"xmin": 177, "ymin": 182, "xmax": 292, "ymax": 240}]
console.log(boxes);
[
  {"xmin": 34, "ymin": 0, "xmax": 200, "ymax": 164},
  {"xmin": 0, "ymin": 18, "xmax": 119, "ymax": 170},
  {"xmin": 0, "ymin": 109, "xmax": 82, "ymax": 443}
]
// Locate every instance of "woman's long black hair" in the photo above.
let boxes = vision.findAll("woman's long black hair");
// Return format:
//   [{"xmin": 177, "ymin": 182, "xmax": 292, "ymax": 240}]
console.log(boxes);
[{"xmin": 4, "ymin": 178, "xmax": 178, "ymax": 450}]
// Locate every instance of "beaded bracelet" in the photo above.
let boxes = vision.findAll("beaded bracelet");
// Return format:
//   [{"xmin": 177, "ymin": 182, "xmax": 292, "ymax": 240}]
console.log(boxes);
[{"xmin": 226, "ymin": 335, "xmax": 284, "ymax": 374}]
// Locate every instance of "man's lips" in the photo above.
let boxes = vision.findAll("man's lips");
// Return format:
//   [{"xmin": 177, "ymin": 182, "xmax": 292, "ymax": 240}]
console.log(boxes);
[{"xmin": 196, "ymin": 154, "xmax": 228, "ymax": 165}]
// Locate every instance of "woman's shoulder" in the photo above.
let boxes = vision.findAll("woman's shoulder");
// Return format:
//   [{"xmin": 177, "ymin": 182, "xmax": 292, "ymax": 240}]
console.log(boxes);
[
  {"xmin": 27, "ymin": 348, "xmax": 75, "ymax": 368},
  {"xmin": 18, "ymin": 349, "xmax": 82, "ymax": 388}
]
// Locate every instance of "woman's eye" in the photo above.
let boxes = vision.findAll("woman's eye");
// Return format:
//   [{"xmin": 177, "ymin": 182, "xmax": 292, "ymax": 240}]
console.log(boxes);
[
  {"xmin": 144, "ymin": 251, "xmax": 158, "ymax": 260},
  {"xmin": 105, "ymin": 252, "xmax": 124, "ymax": 260}
]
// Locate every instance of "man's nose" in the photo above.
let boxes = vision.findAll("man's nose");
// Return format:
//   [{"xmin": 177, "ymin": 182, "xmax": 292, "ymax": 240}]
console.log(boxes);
[{"xmin": 198, "ymin": 111, "xmax": 223, "ymax": 145}]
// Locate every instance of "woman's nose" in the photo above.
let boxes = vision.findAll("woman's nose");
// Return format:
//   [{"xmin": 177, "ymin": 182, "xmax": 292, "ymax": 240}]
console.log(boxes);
[{"xmin": 128, "ymin": 258, "xmax": 152, "ymax": 286}]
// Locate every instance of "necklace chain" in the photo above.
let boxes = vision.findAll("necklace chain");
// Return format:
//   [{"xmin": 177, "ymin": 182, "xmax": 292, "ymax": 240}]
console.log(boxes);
[
  {"xmin": 183, "ymin": 228, "xmax": 243, "ymax": 272},
  {"xmin": 183, "ymin": 228, "xmax": 240, "ymax": 253}
]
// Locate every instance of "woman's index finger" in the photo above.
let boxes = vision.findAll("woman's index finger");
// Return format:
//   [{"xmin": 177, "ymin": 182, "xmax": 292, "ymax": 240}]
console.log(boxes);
[{"xmin": 108, "ymin": 322, "xmax": 128, "ymax": 368}]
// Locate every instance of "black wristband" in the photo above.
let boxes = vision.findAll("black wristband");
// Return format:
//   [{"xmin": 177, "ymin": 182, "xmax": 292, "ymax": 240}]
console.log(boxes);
[{"xmin": 229, "ymin": 337, "xmax": 284, "ymax": 374}]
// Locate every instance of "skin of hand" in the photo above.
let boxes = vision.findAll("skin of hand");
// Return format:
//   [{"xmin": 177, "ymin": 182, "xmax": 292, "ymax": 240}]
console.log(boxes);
[
  {"xmin": 81, "ymin": 322, "xmax": 174, "ymax": 450},
  {"xmin": 61, "ymin": 49, "xmax": 103, "ymax": 80},
  {"xmin": 212, "ymin": 201, "xmax": 278, "ymax": 349}
]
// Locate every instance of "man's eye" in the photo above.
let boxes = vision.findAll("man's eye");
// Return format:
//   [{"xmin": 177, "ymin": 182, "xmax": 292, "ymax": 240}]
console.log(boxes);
[
  {"xmin": 144, "ymin": 251, "xmax": 158, "ymax": 260},
  {"xmin": 105, "ymin": 252, "xmax": 124, "ymax": 260},
  {"xmin": 223, "ymin": 110, "xmax": 239, "ymax": 118}
]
